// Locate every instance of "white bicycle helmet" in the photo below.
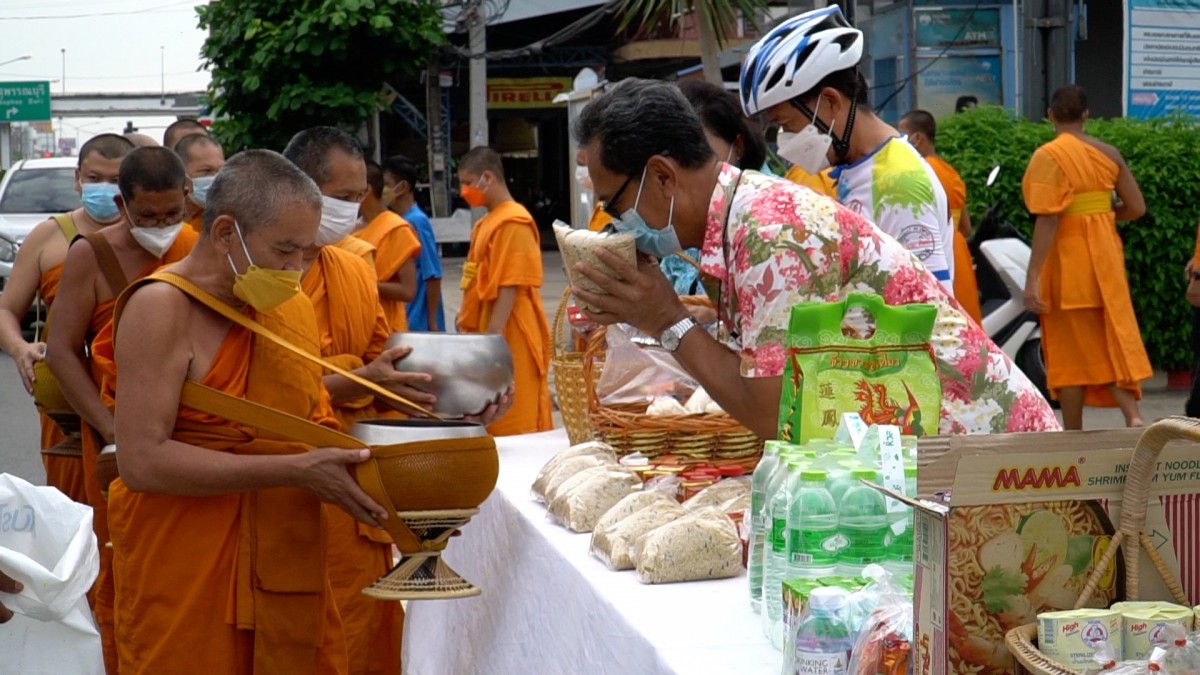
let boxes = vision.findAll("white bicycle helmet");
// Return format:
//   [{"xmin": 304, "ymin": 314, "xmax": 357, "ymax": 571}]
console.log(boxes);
[{"xmin": 740, "ymin": 6, "xmax": 864, "ymax": 116}]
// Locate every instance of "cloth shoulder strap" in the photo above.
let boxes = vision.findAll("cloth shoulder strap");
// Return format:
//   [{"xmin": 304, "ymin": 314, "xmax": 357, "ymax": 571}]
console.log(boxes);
[
  {"xmin": 52, "ymin": 213, "xmax": 79, "ymax": 242},
  {"xmin": 147, "ymin": 271, "xmax": 431, "ymax": 418},
  {"xmin": 78, "ymin": 232, "xmax": 129, "ymax": 296}
]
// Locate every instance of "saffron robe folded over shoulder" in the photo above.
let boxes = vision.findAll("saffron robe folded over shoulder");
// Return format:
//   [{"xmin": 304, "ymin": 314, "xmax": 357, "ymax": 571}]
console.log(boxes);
[
  {"xmin": 302, "ymin": 244, "xmax": 403, "ymax": 675},
  {"xmin": 458, "ymin": 200, "xmax": 552, "ymax": 436},
  {"xmin": 925, "ymin": 156, "xmax": 983, "ymax": 325},
  {"xmin": 1022, "ymin": 133, "xmax": 1152, "ymax": 407},
  {"xmin": 37, "ymin": 247, "xmax": 88, "ymax": 504},
  {"xmin": 105, "ymin": 278, "xmax": 348, "ymax": 675},
  {"xmin": 355, "ymin": 211, "xmax": 421, "ymax": 332}
]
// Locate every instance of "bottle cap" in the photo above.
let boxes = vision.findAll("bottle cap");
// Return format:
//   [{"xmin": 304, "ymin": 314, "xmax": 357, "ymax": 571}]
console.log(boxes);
[
  {"xmin": 851, "ymin": 468, "xmax": 878, "ymax": 481},
  {"xmin": 800, "ymin": 469, "xmax": 828, "ymax": 482},
  {"xmin": 809, "ymin": 586, "xmax": 848, "ymax": 612}
]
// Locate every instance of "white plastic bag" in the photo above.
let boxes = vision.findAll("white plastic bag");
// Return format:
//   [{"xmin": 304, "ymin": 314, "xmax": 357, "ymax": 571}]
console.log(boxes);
[{"xmin": 0, "ymin": 473, "xmax": 102, "ymax": 675}]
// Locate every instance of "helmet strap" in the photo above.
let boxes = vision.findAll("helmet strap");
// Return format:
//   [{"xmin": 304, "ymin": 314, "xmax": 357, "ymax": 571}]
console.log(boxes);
[{"xmin": 791, "ymin": 95, "xmax": 857, "ymax": 162}]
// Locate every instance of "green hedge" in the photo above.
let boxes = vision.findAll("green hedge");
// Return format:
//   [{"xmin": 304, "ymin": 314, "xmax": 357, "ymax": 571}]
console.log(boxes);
[{"xmin": 937, "ymin": 106, "xmax": 1200, "ymax": 372}]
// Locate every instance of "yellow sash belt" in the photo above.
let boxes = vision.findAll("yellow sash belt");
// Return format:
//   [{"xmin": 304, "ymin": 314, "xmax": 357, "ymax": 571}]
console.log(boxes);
[{"xmin": 1064, "ymin": 191, "xmax": 1113, "ymax": 216}]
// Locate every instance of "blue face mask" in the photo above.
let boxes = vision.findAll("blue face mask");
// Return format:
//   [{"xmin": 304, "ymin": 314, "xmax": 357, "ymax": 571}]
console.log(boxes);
[
  {"xmin": 612, "ymin": 165, "xmax": 682, "ymax": 259},
  {"xmin": 189, "ymin": 175, "xmax": 215, "ymax": 207},
  {"xmin": 80, "ymin": 182, "xmax": 121, "ymax": 222}
]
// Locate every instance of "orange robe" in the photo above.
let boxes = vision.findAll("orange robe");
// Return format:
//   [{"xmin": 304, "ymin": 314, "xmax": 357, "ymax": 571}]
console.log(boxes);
[
  {"xmin": 459, "ymin": 200, "xmax": 552, "ymax": 436},
  {"xmin": 333, "ymin": 235, "xmax": 376, "ymax": 267},
  {"xmin": 106, "ymin": 281, "xmax": 348, "ymax": 675},
  {"xmin": 78, "ymin": 226, "xmax": 199, "ymax": 675},
  {"xmin": 36, "ymin": 258, "xmax": 88, "ymax": 504},
  {"xmin": 785, "ymin": 165, "xmax": 838, "ymax": 198},
  {"xmin": 302, "ymin": 246, "xmax": 402, "ymax": 675},
  {"xmin": 355, "ymin": 211, "xmax": 420, "ymax": 332},
  {"xmin": 1022, "ymin": 133, "xmax": 1152, "ymax": 406},
  {"xmin": 925, "ymin": 156, "xmax": 984, "ymax": 324}
]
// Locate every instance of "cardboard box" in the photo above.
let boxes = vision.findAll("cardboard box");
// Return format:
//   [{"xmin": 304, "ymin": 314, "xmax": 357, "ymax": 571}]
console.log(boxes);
[{"xmin": 894, "ymin": 428, "xmax": 1200, "ymax": 675}]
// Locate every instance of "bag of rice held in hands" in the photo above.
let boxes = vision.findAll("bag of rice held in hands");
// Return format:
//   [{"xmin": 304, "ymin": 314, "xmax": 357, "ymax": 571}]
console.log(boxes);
[
  {"xmin": 548, "ymin": 468, "xmax": 643, "ymax": 533},
  {"xmin": 633, "ymin": 507, "xmax": 743, "ymax": 584},
  {"xmin": 553, "ymin": 222, "xmax": 637, "ymax": 313},
  {"xmin": 593, "ymin": 500, "xmax": 687, "ymax": 570},
  {"xmin": 682, "ymin": 477, "xmax": 751, "ymax": 512}
]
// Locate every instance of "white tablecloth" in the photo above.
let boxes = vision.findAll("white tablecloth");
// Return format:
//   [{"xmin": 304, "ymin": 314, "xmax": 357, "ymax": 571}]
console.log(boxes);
[{"xmin": 403, "ymin": 429, "xmax": 780, "ymax": 675}]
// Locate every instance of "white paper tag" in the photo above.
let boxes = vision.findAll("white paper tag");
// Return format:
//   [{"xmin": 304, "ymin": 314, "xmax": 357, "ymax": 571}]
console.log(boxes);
[
  {"xmin": 834, "ymin": 413, "xmax": 868, "ymax": 450},
  {"xmin": 859, "ymin": 424, "xmax": 909, "ymax": 535}
]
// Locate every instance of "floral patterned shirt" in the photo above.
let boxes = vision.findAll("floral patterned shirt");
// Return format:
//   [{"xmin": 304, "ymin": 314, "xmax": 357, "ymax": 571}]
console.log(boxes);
[{"xmin": 699, "ymin": 164, "xmax": 1060, "ymax": 435}]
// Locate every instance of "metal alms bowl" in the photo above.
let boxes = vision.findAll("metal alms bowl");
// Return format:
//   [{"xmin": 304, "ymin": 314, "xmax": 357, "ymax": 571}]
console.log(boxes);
[
  {"xmin": 385, "ymin": 332, "xmax": 514, "ymax": 418},
  {"xmin": 350, "ymin": 418, "xmax": 490, "ymax": 444}
]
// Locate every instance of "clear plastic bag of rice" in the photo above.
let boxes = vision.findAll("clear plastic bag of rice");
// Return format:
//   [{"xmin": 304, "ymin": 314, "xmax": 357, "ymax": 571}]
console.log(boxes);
[
  {"xmin": 592, "ymin": 499, "xmax": 687, "ymax": 570},
  {"xmin": 590, "ymin": 483, "xmax": 676, "ymax": 537},
  {"xmin": 682, "ymin": 477, "xmax": 751, "ymax": 512},
  {"xmin": 552, "ymin": 222, "xmax": 637, "ymax": 313},
  {"xmin": 633, "ymin": 507, "xmax": 743, "ymax": 584},
  {"xmin": 548, "ymin": 468, "xmax": 642, "ymax": 533},
  {"xmin": 531, "ymin": 442, "xmax": 617, "ymax": 502},
  {"xmin": 718, "ymin": 493, "xmax": 751, "ymax": 517}
]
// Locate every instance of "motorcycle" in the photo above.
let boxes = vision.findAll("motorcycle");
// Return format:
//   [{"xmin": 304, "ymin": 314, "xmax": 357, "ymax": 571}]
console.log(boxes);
[{"xmin": 968, "ymin": 166, "xmax": 1052, "ymax": 404}]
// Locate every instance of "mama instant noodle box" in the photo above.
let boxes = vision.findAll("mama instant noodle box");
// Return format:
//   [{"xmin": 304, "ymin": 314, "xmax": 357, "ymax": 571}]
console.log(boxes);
[
  {"xmin": 1110, "ymin": 601, "xmax": 1194, "ymax": 660},
  {"xmin": 878, "ymin": 428, "xmax": 1200, "ymax": 675},
  {"xmin": 1037, "ymin": 609, "xmax": 1122, "ymax": 669}
]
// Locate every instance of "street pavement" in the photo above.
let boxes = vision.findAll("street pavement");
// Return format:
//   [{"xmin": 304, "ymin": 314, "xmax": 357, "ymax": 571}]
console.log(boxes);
[{"xmin": 0, "ymin": 250, "xmax": 1191, "ymax": 487}]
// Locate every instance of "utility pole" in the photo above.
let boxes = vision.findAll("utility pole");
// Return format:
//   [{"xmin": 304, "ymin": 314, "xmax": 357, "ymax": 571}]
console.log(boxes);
[
  {"xmin": 60, "ymin": 49, "xmax": 65, "ymax": 95},
  {"xmin": 426, "ymin": 62, "xmax": 450, "ymax": 218},
  {"xmin": 468, "ymin": 0, "xmax": 488, "ymax": 149}
]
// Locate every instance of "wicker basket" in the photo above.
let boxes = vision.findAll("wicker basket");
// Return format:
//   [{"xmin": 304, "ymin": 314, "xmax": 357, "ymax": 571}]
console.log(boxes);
[
  {"xmin": 582, "ymin": 305, "xmax": 763, "ymax": 461},
  {"xmin": 550, "ymin": 290, "xmax": 596, "ymax": 446},
  {"xmin": 1005, "ymin": 417, "xmax": 1199, "ymax": 674}
]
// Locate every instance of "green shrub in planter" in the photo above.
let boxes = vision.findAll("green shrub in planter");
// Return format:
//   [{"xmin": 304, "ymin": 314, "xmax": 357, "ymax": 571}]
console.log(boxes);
[{"xmin": 937, "ymin": 107, "xmax": 1200, "ymax": 372}]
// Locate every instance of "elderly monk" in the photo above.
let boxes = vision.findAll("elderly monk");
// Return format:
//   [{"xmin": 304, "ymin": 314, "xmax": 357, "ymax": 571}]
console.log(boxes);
[
  {"xmin": 0, "ymin": 133, "xmax": 134, "ymax": 503},
  {"xmin": 1023, "ymin": 84, "xmax": 1151, "ymax": 430},
  {"xmin": 175, "ymin": 132, "xmax": 226, "ymax": 234},
  {"xmin": 457, "ymin": 146, "xmax": 553, "ymax": 436},
  {"xmin": 282, "ymin": 126, "xmax": 427, "ymax": 675},
  {"xmin": 900, "ymin": 109, "xmax": 983, "ymax": 324},
  {"xmin": 106, "ymin": 149, "xmax": 385, "ymax": 674},
  {"xmin": 46, "ymin": 146, "xmax": 199, "ymax": 672},
  {"xmin": 356, "ymin": 159, "xmax": 421, "ymax": 332}
]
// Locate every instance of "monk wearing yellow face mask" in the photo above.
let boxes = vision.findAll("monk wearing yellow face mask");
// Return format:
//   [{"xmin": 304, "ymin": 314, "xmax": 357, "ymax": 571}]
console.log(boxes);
[{"xmin": 457, "ymin": 146, "xmax": 553, "ymax": 436}]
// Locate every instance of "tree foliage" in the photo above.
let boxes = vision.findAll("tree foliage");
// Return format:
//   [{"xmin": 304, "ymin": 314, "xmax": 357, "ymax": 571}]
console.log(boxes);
[
  {"xmin": 615, "ymin": 0, "xmax": 770, "ymax": 84},
  {"xmin": 197, "ymin": 0, "xmax": 445, "ymax": 151},
  {"xmin": 939, "ymin": 106, "xmax": 1200, "ymax": 371}
]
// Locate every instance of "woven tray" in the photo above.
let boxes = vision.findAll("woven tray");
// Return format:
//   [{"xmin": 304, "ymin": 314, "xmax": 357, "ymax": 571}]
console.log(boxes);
[
  {"xmin": 550, "ymin": 289, "xmax": 596, "ymax": 446},
  {"xmin": 1005, "ymin": 417, "xmax": 1198, "ymax": 674},
  {"xmin": 582, "ymin": 303, "xmax": 762, "ymax": 460}
]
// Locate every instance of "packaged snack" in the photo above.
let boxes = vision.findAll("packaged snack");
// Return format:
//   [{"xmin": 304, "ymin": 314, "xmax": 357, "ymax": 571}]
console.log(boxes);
[
  {"xmin": 682, "ymin": 476, "xmax": 751, "ymax": 511},
  {"xmin": 548, "ymin": 468, "xmax": 642, "ymax": 533},
  {"xmin": 552, "ymin": 222, "xmax": 636, "ymax": 313},
  {"xmin": 633, "ymin": 507, "xmax": 742, "ymax": 584},
  {"xmin": 591, "ymin": 487, "xmax": 677, "ymax": 537},
  {"xmin": 531, "ymin": 441, "xmax": 617, "ymax": 501},
  {"xmin": 533, "ymin": 455, "xmax": 610, "ymax": 503},
  {"xmin": 592, "ymin": 500, "xmax": 686, "ymax": 570}
]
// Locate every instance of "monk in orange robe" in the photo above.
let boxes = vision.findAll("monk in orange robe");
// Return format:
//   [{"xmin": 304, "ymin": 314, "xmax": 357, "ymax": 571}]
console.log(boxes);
[
  {"xmin": 1022, "ymin": 85, "xmax": 1152, "ymax": 430},
  {"xmin": 457, "ymin": 146, "xmax": 553, "ymax": 436},
  {"xmin": 283, "ymin": 127, "xmax": 445, "ymax": 675},
  {"xmin": 102, "ymin": 148, "xmax": 386, "ymax": 674},
  {"xmin": 356, "ymin": 160, "xmax": 421, "ymax": 332},
  {"xmin": 0, "ymin": 135, "xmax": 135, "ymax": 505},
  {"xmin": 46, "ymin": 147, "xmax": 199, "ymax": 673},
  {"xmin": 175, "ymin": 132, "xmax": 225, "ymax": 234},
  {"xmin": 899, "ymin": 110, "xmax": 983, "ymax": 324}
]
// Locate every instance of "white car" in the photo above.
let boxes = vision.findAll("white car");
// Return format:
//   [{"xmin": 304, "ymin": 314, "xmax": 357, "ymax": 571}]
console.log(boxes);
[{"xmin": 0, "ymin": 157, "xmax": 80, "ymax": 330}]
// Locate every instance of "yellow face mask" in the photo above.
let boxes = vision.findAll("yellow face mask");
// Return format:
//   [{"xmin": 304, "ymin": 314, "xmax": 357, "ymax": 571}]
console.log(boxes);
[
  {"xmin": 227, "ymin": 221, "xmax": 302, "ymax": 312},
  {"xmin": 381, "ymin": 184, "xmax": 397, "ymax": 208}
]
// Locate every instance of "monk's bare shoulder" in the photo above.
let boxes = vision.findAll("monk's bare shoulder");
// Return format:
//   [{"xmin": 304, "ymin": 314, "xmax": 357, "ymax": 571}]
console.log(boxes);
[
  {"xmin": 121, "ymin": 281, "xmax": 193, "ymax": 329},
  {"xmin": 20, "ymin": 217, "xmax": 66, "ymax": 253},
  {"xmin": 1078, "ymin": 134, "xmax": 1126, "ymax": 167}
]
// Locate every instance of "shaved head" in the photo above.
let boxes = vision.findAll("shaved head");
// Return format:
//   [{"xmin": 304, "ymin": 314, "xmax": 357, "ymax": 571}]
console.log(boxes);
[
  {"xmin": 78, "ymin": 133, "xmax": 134, "ymax": 166},
  {"xmin": 203, "ymin": 149, "xmax": 321, "ymax": 234},
  {"xmin": 1050, "ymin": 85, "xmax": 1088, "ymax": 123},
  {"xmin": 900, "ymin": 110, "xmax": 937, "ymax": 142},
  {"xmin": 123, "ymin": 132, "xmax": 161, "ymax": 148},
  {"xmin": 459, "ymin": 146, "xmax": 506, "ymax": 181}
]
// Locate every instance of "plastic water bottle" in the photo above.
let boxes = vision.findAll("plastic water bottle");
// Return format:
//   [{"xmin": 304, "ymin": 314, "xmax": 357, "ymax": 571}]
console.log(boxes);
[
  {"xmin": 785, "ymin": 469, "xmax": 839, "ymax": 581},
  {"xmin": 837, "ymin": 469, "xmax": 892, "ymax": 577},
  {"xmin": 749, "ymin": 441, "xmax": 783, "ymax": 613},
  {"xmin": 786, "ymin": 586, "xmax": 854, "ymax": 675},
  {"xmin": 763, "ymin": 458, "xmax": 804, "ymax": 649},
  {"xmin": 886, "ymin": 464, "xmax": 920, "ymax": 578}
]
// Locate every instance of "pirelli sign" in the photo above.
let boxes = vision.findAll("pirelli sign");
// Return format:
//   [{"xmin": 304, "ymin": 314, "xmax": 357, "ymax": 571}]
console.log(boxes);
[{"xmin": 487, "ymin": 77, "xmax": 572, "ymax": 109}]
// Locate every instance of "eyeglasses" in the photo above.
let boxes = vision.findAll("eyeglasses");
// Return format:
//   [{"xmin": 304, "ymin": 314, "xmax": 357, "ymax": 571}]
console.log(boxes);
[{"xmin": 601, "ymin": 174, "xmax": 636, "ymax": 219}]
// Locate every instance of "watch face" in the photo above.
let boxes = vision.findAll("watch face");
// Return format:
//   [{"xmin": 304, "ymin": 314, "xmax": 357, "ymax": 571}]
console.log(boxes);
[{"xmin": 661, "ymin": 331, "xmax": 680, "ymax": 351}]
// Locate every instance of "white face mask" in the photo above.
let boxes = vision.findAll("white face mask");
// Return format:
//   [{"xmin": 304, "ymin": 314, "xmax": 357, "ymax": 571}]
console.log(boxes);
[
  {"xmin": 129, "ymin": 222, "xmax": 184, "ymax": 257},
  {"xmin": 316, "ymin": 195, "xmax": 360, "ymax": 246},
  {"xmin": 778, "ymin": 100, "xmax": 836, "ymax": 174}
]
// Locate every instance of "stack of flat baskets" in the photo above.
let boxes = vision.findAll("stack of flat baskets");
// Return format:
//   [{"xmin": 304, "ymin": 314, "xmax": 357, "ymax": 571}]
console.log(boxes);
[{"xmin": 1005, "ymin": 417, "xmax": 1200, "ymax": 674}]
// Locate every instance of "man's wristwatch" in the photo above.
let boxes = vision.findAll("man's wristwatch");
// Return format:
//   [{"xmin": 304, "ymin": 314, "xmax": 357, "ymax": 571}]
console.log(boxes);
[{"xmin": 659, "ymin": 316, "xmax": 698, "ymax": 353}]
